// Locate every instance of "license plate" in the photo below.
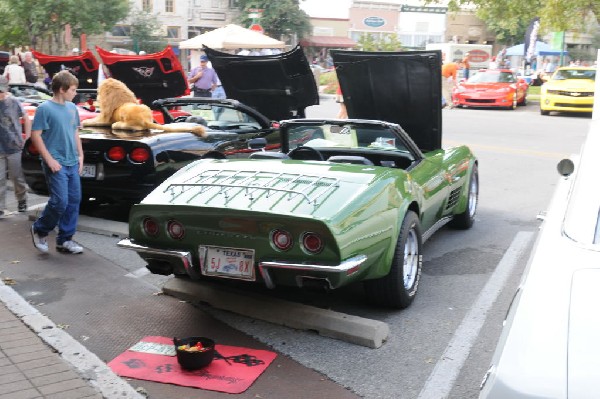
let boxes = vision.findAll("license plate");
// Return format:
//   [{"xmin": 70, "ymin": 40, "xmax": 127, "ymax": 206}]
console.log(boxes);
[
  {"xmin": 199, "ymin": 246, "xmax": 255, "ymax": 280},
  {"xmin": 81, "ymin": 164, "xmax": 96, "ymax": 178}
]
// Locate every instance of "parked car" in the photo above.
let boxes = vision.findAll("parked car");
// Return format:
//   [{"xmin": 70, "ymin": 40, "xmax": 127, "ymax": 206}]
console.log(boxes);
[
  {"xmin": 8, "ymin": 83, "xmax": 98, "ymax": 123},
  {"xmin": 479, "ymin": 119, "xmax": 600, "ymax": 398},
  {"xmin": 21, "ymin": 45, "xmax": 318, "ymax": 204},
  {"xmin": 452, "ymin": 69, "xmax": 528, "ymax": 109},
  {"xmin": 117, "ymin": 50, "xmax": 479, "ymax": 309},
  {"xmin": 540, "ymin": 66, "xmax": 595, "ymax": 115}
]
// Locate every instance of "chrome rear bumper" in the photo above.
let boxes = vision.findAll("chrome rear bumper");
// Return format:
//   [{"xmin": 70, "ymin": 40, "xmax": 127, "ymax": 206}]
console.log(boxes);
[{"xmin": 118, "ymin": 238, "xmax": 368, "ymax": 289}]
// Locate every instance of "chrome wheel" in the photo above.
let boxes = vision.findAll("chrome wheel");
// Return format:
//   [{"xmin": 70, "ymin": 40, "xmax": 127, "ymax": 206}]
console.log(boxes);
[
  {"xmin": 403, "ymin": 228, "xmax": 420, "ymax": 289},
  {"xmin": 467, "ymin": 170, "xmax": 479, "ymax": 218}
]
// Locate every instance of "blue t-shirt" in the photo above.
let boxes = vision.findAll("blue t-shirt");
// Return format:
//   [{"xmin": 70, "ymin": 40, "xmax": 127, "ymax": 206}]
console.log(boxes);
[
  {"xmin": 32, "ymin": 100, "xmax": 80, "ymax": 166},
  {"xmin": 0, "ymin": 96, "xmax": 26, "ymax": 155}
]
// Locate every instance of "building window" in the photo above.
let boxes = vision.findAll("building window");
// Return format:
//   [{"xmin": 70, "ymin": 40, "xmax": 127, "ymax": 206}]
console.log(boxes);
[
  {"xmin": 229, "ymin": 0, "xmax": 238, "ymax": 7},
  {"xmin": 111, "ymin": 25, "xmax": 131, "ymax": 36},
  {"xmin": 142, "ymin": 0, "xmax": 152, "ymax": 12},
  {"xmin": 167, "ymin": 26, "xmax": 180, "ymax": 39},
  {"xmin": 165, "ymin": 0, "xmax": 174, "ymax": 12}
]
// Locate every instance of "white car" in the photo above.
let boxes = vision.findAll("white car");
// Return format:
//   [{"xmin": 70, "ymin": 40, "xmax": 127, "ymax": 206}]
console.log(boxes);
[{"xmin": 479, "ymin": 119, "xmax": 600, "ymax": 398}]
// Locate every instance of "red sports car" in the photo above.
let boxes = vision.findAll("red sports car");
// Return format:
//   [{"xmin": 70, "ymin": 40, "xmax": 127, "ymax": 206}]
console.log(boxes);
[{"xmin": 452, "ymin": 69, "xmax": 528, "ymax": 110}]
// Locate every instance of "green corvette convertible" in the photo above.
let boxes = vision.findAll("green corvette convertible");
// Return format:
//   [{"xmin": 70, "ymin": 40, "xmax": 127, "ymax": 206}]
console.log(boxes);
[{"xmin": 118, "ymin": 49, "xmax": 478, "ymax": 309}]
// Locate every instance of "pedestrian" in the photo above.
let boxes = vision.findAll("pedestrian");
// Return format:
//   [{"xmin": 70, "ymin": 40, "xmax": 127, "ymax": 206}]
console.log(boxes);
[
  {"xmin": 188, "ymin": 55, "xmax": 218, "ymax": 98},
  {"xmin": 461, "ymin": 52, "xmax": 471, "ymax": 79},
  {"xmin": 22, "ymin": 52, "xmax": 39, "ymax": 84},
  {"xmin": 3, "ymin": 55, "xmax": 27, "ymax": 84},
  {"xmin": 30, "ymin": 70, "xmax": 84, "ymax": 254},
  {"xmin": 441, "ymin": 58, "xmax": 459, "ymax": 109},
  {"xmin": 335, "ymin": 85, "xmax": 347, "ymax": 119},
  {"xmin": 0, "ymin": 76, "xmax": 31, "ymax": 218}
]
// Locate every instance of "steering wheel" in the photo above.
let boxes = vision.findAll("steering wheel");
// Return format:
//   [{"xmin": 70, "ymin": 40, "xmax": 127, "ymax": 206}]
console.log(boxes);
[{"xmin": 287, "ymin": 146, "xmax": 324, "ymax": 161}]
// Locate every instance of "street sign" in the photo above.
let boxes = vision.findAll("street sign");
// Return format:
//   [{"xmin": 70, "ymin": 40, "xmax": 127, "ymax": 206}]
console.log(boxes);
[{"xmin": 249, "ymin": 24, "xmax": 264, "ymax": 34}]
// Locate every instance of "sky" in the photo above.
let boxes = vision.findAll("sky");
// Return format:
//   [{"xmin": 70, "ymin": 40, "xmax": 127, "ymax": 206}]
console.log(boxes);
[{"xmin": 299, "ymin": 0, "xmax": 352, "ymax": 18}]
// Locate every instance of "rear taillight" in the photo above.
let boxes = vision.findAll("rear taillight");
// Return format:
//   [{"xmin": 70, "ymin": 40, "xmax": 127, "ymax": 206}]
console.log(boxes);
[
  {"xmin": 27, "ymin": 142, "xmax": 39, "ymax": 156},
  {"xmin": 142, "ymin": 217, "xmax": 159, "ymax": 237},
  {"xmin": 301, "ymin": 232, "xmax": 324, "ymax": 254},
  {"xmin": 167, "ymin": 220, "xmax": 185, "ymax": 240},
  {"xmin": 106, "ymin": 146, "xmax": 126, "ymax": 162},
  {"xmin": 271, "ymin": 229, "xmax": 293, "ymax": 251},
  {"xmin": 129, "ymin": 147, "xmax": 150, "ymax": 163}
]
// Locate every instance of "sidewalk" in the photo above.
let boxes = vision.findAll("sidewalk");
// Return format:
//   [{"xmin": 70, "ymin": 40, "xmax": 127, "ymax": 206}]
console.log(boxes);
[
  {"xmin": 0, "ymin": 281, "xmax": 144, "ymax": 399},
  {"xmin": 0, "ymin": 186, "xmax": 146, "ymax": 399}
]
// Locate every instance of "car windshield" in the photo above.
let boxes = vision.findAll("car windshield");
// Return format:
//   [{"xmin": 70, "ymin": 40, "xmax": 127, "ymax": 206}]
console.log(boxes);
[
  {"xmin": 287, "ymin": 123, "xmax": 411, "ymax": 153},
  {"xmin": 166, "ymin": 103, "xmax": 262, "ymax": 131},
  {"xmin": 468, "ymin": 71, "xmax": 515, "ymax": 83},
  {"xmin": 552, "ymin": 69, "xmax": 596, "ymax": 81}
]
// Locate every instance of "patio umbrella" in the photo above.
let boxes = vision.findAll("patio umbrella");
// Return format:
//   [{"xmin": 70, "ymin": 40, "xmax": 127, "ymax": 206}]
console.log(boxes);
[{"xmin": 178, "ymin": 24, "xmax": 285, "ymax": 50}]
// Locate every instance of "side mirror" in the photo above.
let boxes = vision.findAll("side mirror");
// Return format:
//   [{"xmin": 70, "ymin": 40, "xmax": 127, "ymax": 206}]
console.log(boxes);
[{"xmin": 556, "ymin": 158, "xmax": 575, "ymax": 177}]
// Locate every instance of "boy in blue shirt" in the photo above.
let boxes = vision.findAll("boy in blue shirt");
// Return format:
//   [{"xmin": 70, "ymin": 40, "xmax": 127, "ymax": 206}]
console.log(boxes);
[{"xmin": 30, "ymin": 70, "xmax": 84, "ymax": 254}]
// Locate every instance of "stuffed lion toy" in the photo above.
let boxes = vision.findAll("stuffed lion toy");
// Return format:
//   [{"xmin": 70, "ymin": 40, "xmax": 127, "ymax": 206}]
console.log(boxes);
[{"xmin": 82, "ymin": 78, "xmax": 206, "ymax": 137}]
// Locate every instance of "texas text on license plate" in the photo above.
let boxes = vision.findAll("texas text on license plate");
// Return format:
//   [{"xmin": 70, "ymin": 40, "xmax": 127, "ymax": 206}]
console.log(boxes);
[
  {"xmin": 199, "ymin": 245, "xmax": 255, "ymax": 280},
  {"xmin": 81, "ymin": 164, "xmax": 96, "ymax": 178}
]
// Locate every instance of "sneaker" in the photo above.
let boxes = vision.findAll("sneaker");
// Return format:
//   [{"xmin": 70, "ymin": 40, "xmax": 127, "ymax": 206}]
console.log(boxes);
[
  {"xmin": 18, "ymin": 201, "xmax": 27, "ymax": 213},
  {"xmin": 56, "ymin": 240, "xmax": 83, "ymax": 254},
  {"xmin": 31, "ymin": 225, "xmax": 49, "ymax": 253}
]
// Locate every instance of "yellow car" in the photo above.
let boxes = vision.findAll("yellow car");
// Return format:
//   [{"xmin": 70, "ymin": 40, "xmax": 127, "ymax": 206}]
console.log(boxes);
[{"xmin": 540, "ymin": 66, "xmax": 595, "ymax": 115}]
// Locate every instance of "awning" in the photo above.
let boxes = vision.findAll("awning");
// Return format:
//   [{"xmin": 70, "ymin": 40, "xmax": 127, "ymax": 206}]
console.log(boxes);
[{"xmin": 300, "ymin": 36, "xmax": 357, "ymax": 48}]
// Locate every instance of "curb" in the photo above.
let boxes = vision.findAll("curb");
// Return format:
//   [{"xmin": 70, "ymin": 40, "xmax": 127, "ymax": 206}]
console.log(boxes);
[
  {"xmin": 163, "ymin": 278, "xmax": 390, "ymax": 349},
  {"xmin": 0, "ymin": 282, "xmax": 145, "ymax": 399}
]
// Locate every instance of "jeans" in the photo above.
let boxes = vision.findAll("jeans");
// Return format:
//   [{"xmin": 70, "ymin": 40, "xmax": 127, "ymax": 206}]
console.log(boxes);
[
  {"xmin": 0, "ymin": 152, "xmax": 28, "ymax": 210},
  {"xmin": 33, "ymin": 163, "xmax": 81, "ymax": 245}
]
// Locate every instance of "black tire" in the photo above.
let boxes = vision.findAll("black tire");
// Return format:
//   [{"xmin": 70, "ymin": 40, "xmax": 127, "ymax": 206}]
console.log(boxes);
[
  {"xmin": 364, "ymin": 211, "xmax": 422, "ymax": 309},
  {"xmin": 540, "ymin": 109, "xmax": 550, "ymax": 115},
  {"xmin": 519, "ymin": 94, "xmax": 527, "ymax": 106},
  {"xmin": 449, "ymin": 164, "xmax": 478, "ymax": 229}
]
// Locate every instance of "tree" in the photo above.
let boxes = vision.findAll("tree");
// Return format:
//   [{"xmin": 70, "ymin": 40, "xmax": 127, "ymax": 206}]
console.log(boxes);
[
  {"xmin": 235, "ymin": 0, "xmax": 311, "ymax": 41},
  {"xmin": 358, "ymin": 33, "xmax": 404, "ymax": 51},
  {"xmin": 129, "ymin": 10, "xmax": 168, "ymax": 54},
  {"xmin": 0, "ymin": 0, "xmax": 129, "ymax": 51},
  {"xmin": 426, "ymin": 0, "xmax": 599, "ymax": 44}
]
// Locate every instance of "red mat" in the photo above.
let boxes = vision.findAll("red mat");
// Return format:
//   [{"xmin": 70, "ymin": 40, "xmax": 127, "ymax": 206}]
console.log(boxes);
[{"xmin": 108, "ymin": 336, "xmax": 277, "ymax": 394}]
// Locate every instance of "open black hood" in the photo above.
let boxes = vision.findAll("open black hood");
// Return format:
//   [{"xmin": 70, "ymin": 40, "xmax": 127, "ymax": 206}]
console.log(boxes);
[
  {"xmin": 32, "ymin": 50, "xmax": 99, "ymax": 89},
  {"xmin": 97, "ymin": 46, "xmax": 189, "ymax": 105},
  {"xmin": 331, "ymin": 50, "xmax": 442, "ymax": 152},
  {"xmin": 204, "ymin": 45, "xmax": 319, "ymax": 121}
]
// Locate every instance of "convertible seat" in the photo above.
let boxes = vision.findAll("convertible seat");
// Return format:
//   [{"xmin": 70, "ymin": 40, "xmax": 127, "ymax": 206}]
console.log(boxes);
[
  {"xmin": 327, "ymin": 155, "xmax": 374, "ymax": 165},
  {"xmin": 249, "ymin": 152, "xmax": 290, "ymax": 160}
]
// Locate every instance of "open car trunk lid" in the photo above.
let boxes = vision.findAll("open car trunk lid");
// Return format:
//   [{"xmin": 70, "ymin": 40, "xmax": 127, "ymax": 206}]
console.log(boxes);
[
  {"xmin": 32, "ymin": 50, "xmax": 100, "ymax": 89},
  {"xmin": 96, "ymin": 46, "xmax": 189, "ymax": 105},
  {"xmin": 331, "ymin": 50, "xmax": 442, "ymax": 152},
  {"xmin": 203, "ymin": 45, "xmax": 319, "ymax": 121}
]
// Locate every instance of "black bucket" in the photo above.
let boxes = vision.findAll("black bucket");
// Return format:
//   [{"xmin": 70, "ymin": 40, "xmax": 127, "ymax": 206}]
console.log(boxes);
[{"xmin": 173, "ymin": 336, "xmax": 215, "ymax": 370}]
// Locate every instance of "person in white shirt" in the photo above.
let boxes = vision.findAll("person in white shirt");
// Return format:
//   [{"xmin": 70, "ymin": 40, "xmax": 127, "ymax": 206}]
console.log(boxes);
[{"xmin": 3, "ymin": 55, "xmax": 27, "ymax": 84}]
